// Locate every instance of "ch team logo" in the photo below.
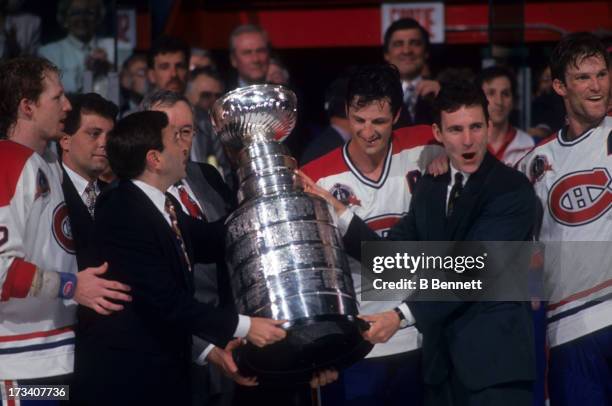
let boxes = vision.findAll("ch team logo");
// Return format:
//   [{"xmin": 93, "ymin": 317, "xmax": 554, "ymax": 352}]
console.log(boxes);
[
  {"xmin": 548, "ymin": 167, "xmax": 612, "ymax": 226},
  {"xmin": 329, "ymin": 183, "xmax": 361, "ymax": 206},
  {"xmin": 52, "ymin": 203, "xmax": 76, "ymax": 254}
]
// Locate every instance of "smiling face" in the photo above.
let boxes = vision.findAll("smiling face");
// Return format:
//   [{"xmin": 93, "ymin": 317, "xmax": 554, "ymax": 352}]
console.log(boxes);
[
  {"xmin": 384, "ymin": 28, "xmax": 428, "ymax": 81},
  {"xmin": 433, "ymin": 105, "xmax": 489, "ymax": 174},
  {"xmin": 60, "ymin": 112, "xmax": 113, "ymax": 181},
  {"xmin": 347, "ymin": 98, "xmax": 399, "ymax": 162},
  {"xmin": 482, "ymin": 76, "xmax": 513, "ymax": 127},
  {"xmin": 553, "ymin": 54, "xmax": 610, "ymax": 134}
]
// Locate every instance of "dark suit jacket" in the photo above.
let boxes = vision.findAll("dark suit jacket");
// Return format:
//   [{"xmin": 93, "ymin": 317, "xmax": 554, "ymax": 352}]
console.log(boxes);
[
  {"xmin": 299, "ymin": 125, "xmax": 345, "ymax": 165},
  {"xmin": 394, "ymin": 95, "xmax": 435, "ymax": 129},
  {"xmin": 344, "ymin": 153, "xmax": 536, "ymax": 396},
  {"xmin": 73, "ymin": 180, "xmax": 238, "ymax": 406}
]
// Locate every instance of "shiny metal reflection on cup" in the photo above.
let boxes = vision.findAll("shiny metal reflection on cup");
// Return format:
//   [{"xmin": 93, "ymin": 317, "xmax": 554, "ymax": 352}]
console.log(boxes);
[{"xmin": 211, "ymin": 85, "xmax": 371, "ymax": 383}]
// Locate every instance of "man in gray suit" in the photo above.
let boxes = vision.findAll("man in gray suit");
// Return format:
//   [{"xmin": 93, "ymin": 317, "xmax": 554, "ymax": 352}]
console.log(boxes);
[{"xmin": 141, "ymin": 90, "xmax": 245, "ymax": 405}]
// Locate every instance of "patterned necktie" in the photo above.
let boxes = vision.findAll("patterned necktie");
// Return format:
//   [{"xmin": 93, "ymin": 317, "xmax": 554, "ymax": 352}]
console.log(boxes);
[
  {"xmin": 404, "ymin": 82, "xmax": 417, "ymax": 120},
  {"xmin": 84, "ymin": 181, "xmax": 97, "ymax": 218},
  {"xmin": 176, "ymin": 182, "xmax": 205, "ymax": 221},
  {"xmin": 447, "ymin": 172, "xmax": 464, "ymax": 217},
  {"xmin": 164, "ymin": 196, "xmax": 192, "ymax": 272}
]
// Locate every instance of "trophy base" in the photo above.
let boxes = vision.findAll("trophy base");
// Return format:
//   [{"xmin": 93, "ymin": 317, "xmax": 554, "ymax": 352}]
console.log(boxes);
[{"xmin": 234, "ymin": 314, "xmax": 372, "ymax": 385}]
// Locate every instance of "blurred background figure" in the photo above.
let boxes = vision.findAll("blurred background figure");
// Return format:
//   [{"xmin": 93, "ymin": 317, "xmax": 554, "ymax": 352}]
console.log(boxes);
[
  {"xmin": 529, "ymin": 65, "xmax": 566, "ymax": 139},
  {"xmin": 228, "ymin": 24, "xmax": 270, "ymax": 89},
  {"xmin": 0, "ymin": 0, "xmax": 40, "ymax": 59},
  {"xmin": 300, "ymin": 76, "xmax": 350, "ymax": 165},
  {"xmin": 119, "ymin": 52, "xmax": 147, "ymax": 117},
  {"xmin": 39, "ymin": 0, "xmax": 114, "ymax": 95},
  {"xmin": 146, "ymin": 35, "xmax": 190, "ymax": 94},
  {"xmin": 186, "ymin": 66, "xmax": 235, "ymax": 193},
  {"xmin": 266, "ymin": 56, "xmax": 290, "ymax": 86},
  {"xmin": 190, "ymin": 47, "xmax": 216, "ymax": 71}
]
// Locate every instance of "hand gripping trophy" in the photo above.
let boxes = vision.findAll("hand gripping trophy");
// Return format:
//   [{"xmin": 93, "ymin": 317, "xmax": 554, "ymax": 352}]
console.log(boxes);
[{"xmin": 211, "ymin": 85, "xmax": 371, "ymax": 383}]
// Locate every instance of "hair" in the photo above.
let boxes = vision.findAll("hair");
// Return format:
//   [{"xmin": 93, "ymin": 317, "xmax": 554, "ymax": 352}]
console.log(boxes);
[
  {"xmin": 57, "ymin": 0, "xmax": 105, "ymax": 28},
  {"xmin": 147, "ymin": 35, "xmax": 190, "ymax": 69},
  {"xmin": 475, "ymin": 65, "xmax": 517, "ymax": 98},
  {"xmin": 432, "ymin": 80, "xmax": 489, "ymax": 126},
  {"xmin": 324, "ymin": 76, "xmax": 349, "ymax": 119},
  {"xmin": 188, "ymin": 66, "xmax": 224, "ymax": 87},
  {"xmin": 122, "ymin": 52, "xmax": 147, "ymax": 71},
  {"xmin": 0, "ymin": 57, "xmax": 59, "ymax": 137},
  {"xmin": 550, "ymin": 32, "xmax": 609, "ymax": 83},
  {"xmin": 229, "ymin": 24, "xmax": 269, "ymax": 53},
  {"xmin": 63, "ymin": 93, "xmax": 118, "ymax": 136},
  {"xmin": 190, "ymin": 47, "xmax": 216, "ymax": 67},
  {"xmin": 140, "ymin": 89, "xmax": 192, "ymax": 112},
  {"xmin": 346, "ymin": 64, "xmax": 404, "ymax": 116},
  {"xmin": 106, "ymin": 111, "xmax": 168, "ymax": 180},
  {"xmin": 383, "ymin": 18, "xmax": 430, "ymax": 54}
]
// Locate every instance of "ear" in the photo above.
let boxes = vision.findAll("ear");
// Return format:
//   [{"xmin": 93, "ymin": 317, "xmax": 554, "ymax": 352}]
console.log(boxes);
[
  {"xmin": 59, "ymin": 133, "xmax": 71, "ymax": 153},
  {"xmin": 17, "ymin": 98, "xmax": 34, "ymax": 119},
  {"xmin": 383, "ymin": 52, "xmax": 391, "ymax": 64},
  {"xmin": 230, "ymin": 52, "xmax": 238, "ymax": 69},
  {"xmin": 432, "ymin": 123, "xmax": 443, "ymax": 143},
  {"xmin": 147, "ymin": 68, "xmax": 156, "ymax": 86},
  {"xmin": 392, "ymin": 107, "xmax": 401, "ymax": 125},
  {"xmin": 145, "ymin": 149, "xmax": 161, "ymax": 171},
  {"xmin": 552, "ymin": 78, "xmax": 567, "ymax": 97}
]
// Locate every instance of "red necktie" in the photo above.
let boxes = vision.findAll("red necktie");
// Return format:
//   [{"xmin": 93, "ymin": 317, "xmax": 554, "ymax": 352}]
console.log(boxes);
[{"xmin": 176, "ymin": 183, "xmax": 205, "ymax": 220}]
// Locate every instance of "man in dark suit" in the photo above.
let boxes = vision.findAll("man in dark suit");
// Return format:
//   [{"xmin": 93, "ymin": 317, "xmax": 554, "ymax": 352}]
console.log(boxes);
[
  {"xmin": 383, "ymin": 18, "xmax": 440, "ymax": 128},
  {"xmin": 303, "ymin": 80, "xmax": 536, "ymax": 405},
  {"xmin": 59, "ymin": 93, "xmax": 119, "ymax": 271},
  {"xmin": 73, "ymin": 111, "xmax": 286, "ymax": 406},
  {"xmin": 300, "ymin": 77, "xmax": 351, "ymax": 165}
]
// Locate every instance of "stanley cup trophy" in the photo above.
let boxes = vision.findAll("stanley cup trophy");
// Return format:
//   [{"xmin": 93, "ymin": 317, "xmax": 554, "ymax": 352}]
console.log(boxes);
[{"xmin": 211, "ymin": 85, "xmax": 371, "ymax": 383}]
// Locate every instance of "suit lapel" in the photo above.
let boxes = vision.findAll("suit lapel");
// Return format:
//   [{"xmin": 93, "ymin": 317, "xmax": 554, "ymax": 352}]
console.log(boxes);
[
  {"xmin": 425, "ymin": 172, "xmax": 450, "ymax": 240},
  {"xmin": 446, "ymin": 153, "xmax": 497, "ymax": 240},
  {"xmin": 124, "ymin": 181, "xmax": 192, "ymax": 288}
]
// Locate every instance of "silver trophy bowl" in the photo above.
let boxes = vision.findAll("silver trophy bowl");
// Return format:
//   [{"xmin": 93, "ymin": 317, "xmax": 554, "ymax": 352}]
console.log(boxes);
[{"xmin": 212, "ymin": 85, "xmax": 371, "ymax": 384}]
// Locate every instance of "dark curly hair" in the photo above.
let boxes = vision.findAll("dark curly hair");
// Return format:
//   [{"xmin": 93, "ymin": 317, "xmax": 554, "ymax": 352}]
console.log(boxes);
[
  {"xmin": 550, "ymin": 32, "xmax": 609, "ymax": 84},
  {"xmin": 432, "ymin": 80, "xmax": 489, "ymax": 127},
  {"xmin": 346, "ymin": 64, "xmax": 404, "ymax": 116}
]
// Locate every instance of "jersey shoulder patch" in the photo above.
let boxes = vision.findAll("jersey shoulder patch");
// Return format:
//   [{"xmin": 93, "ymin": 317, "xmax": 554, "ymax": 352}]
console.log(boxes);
[{"xmin": 0, "ymin": 140, "xmax": 35, "ymax": 206}]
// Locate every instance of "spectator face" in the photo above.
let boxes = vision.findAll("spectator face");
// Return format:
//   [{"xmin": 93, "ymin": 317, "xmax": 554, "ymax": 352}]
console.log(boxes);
[
  {"xmin": 266, "ymin": 62, "xmax": 289, "ymax": 85},
  {"xmin": 553, "ymin": 54, "xmax": 610, "ymax": 128},
  {"xmin": 347, "ymin": 98, "xmax": 399, "ymax": 159},
  {"xmin": 65, "ymin": 0, "xmax": 102, "ymax": 43},
  {"xmin": 148, "ymin": 51, "xmax": 188, "ymax": 93},
  {"xmin": 231, "ymin": 32, "xmax": 270, "ymax": 84},
  {"xmin": 60, "ymin": 113, "xmax": 113, "ymax": 180},
  {"xmin": 153, "ymin": 101, "xmax": 195, "ymax": 153},
  {"xmin": 127, "ymin": 59, "xmax": 147, "ymax": 96},
  {"xmin": 186, "ymin": 75, "xmax": 224, "ymax": 111},
  {"xmin": 384, "ymin": 28, "xmax": 428, "ymax": 81},
  {"xmin": 433, "ymin": 105, "xmax": 489, "ymax": 174},
  {"xmin": 31, "ymin": 71, "xmax": 72, "ymax": 142},
  {"xmin": 482, "ymin": 76, "xmax": 513, "ymax": 127}
]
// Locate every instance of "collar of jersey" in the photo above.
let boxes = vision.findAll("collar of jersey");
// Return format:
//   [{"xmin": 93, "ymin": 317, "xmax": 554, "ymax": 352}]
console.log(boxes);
[
  {"xmin": 342, "ymin": 139, "xmax": 393, "ymax": 189},
  {"xmin": 557, "ymin": 118, "xmax": 605, "ymax": 147}
]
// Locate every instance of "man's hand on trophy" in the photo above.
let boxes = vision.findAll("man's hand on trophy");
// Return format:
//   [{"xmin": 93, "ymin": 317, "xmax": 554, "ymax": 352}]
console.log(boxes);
[
  {"xmin": 359, "ymin": 311, "xmax": 400, "ymax": 344},
  {"xmin": 207, "ymin": 340, "xmax": 258, "ymax": 386},
  {"xmin": 309, "ymin": 369, "xmax": 339, "ymax": 388},
  {"xmin": 296, "ymin": 170, "xmax": 347, "ymax": 215},
  {"xmin": 246, "ymin": 317, "xmax": 287, "ymax": 347}
]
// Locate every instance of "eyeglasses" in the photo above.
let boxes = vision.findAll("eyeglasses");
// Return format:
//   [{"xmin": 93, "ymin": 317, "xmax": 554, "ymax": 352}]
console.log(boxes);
[{"xmin": 173, "ymin": 127, "xmax": 195, "ymax": 142}]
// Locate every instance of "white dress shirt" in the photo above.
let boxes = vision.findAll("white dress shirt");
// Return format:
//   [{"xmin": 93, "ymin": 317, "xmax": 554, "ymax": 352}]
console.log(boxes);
[
  {"xmin": 63, "ymin": 164, "xmax": 99, "ymax": 205},
  {"xmin": 131, "ymin": 180, "xmax": 251, "ymax": 362}
]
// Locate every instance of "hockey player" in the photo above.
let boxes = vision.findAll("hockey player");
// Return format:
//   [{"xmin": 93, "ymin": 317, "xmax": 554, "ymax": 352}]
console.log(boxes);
[
  {"xmin": 517, "ymin": 32, "xmax": 611, "ymax": 405},
  {"xmin": 301, "ymin": 64, "xmax": 442, "ymax": 405},
  {"xmin": 0, "ymin": 57, "xmax": 130, "ymax": 399}
]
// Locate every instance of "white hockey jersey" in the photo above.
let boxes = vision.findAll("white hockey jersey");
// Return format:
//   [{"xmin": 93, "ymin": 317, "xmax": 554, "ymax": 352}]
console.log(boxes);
[
  {"xmin": 302, "ymin": 125, "xmax": 442, "ymax": 357},
  {"xmin": 491, "ymin": 127, "xmax": 535, "ymax": 167},
  {"xmin": 0, "ymin": 140, "xmax": 77, "ymax": 379},
  {"xmin": 518, "ymin": 117, "xmax": 612, "ymax": 347}
]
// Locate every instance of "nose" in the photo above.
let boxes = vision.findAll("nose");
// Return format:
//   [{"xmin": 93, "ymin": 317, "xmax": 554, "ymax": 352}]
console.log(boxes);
[
  {"xmin": 361, "ymin": 122, "xmax": 375, "ymax": 138},
  {"xmin": 63, "ymin": 96, "xmax": 72, "ymax": 112},
  {"xmin": 169, "ymin": 65, "xmax": 178, "ymax": 77},
  {"xmin": 589, "ymin": 75, "xmax": 602, "ymax": 93},
  {"xmin": 461, "ymin": 129, "xmax": 474, "ymax": 146}
]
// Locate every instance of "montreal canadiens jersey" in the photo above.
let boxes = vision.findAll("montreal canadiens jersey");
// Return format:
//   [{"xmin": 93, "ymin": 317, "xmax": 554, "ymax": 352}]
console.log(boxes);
[
  {"xmin": 0, "ymin": 140, "xmax": 77, "ymax": 379},
  {"xmin": 518, "ymin": 117, "xmax": 612, "ymax": 347},
  {"xmin": 302, "ymin": 125, "xmax": 442, "ymax": 357},
  {"xmin": 492, "ymin": 127, "xmax": 535, "ymax": 167}
]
